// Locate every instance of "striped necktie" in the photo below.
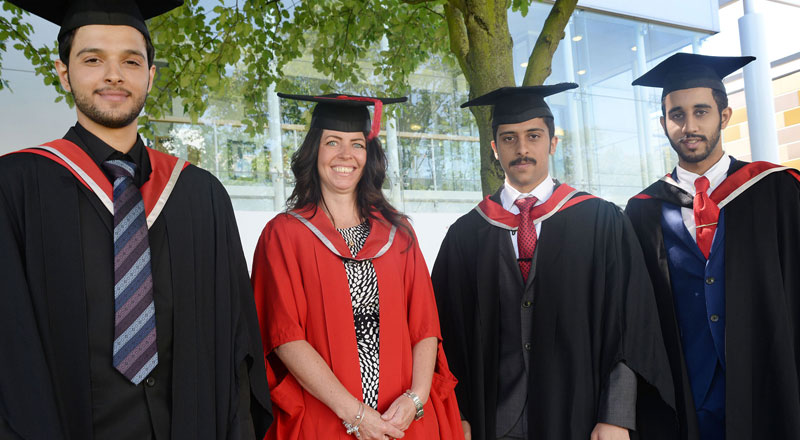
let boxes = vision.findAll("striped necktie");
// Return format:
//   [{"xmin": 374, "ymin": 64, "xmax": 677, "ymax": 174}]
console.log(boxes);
[{"xmin": 103, "ymin": 159, "xmax": 158, "ymax": 385}]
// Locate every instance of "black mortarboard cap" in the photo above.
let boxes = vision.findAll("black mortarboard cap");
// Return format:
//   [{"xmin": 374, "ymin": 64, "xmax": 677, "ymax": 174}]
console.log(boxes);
[
  {"xmin": 7, "ymin": 0, "xmax": 183, "ymax": 41},
  {"xmin": 277, "ymin": 93, "xmax": 407, "ymax": 140},
  {"xmin": 632, "ymin": 53, "xmax": 755, "ymax": 97},
  {"xmin": 460, "ymin": 83, "xmax": 578, "ymax": 129}
]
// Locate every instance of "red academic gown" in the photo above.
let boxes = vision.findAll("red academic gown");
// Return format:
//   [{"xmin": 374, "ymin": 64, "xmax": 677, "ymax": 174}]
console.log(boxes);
[{"xmin": 251, "ymin": 206, "xmax": 464, "ymax": 440}]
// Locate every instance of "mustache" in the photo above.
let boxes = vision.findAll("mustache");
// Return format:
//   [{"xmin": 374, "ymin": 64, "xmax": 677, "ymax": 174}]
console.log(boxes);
[
  {"xmin": 679, "ymin": 134, "xmax": 707, "ymax": 142},
  {"xmin": 94, "ymin": 86, "xmax": 132, "ymax": 96},
  {"xmin": 509, "ymin": 156, "xmax": 537, "ymax": 166}
]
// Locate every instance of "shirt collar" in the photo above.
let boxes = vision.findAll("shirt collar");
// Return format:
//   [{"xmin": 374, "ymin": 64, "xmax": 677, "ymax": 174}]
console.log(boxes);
[
  {"xmin": 67, "ymin": 123, "xmax": 151, "ymax": 187},
  {"xmin": 500, "ymin": 175, "xmax": 556, "ymax": 213},
  {"xmin": 675, "ymin": 154, "xmax": 731, "ymax": 195}
]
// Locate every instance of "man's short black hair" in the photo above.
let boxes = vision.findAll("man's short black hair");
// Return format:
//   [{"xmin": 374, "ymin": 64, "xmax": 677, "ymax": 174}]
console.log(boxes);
[
  {"xmin": 58, "ymin": 27, "xmax": 155, "ymax": 68},
  {"xmin": 493, "ymin": 116, "xmax": 556, "ymax": 141},
  {"xmin": 661, "ymin": 89, "xmax": 728, "ymax": 118}
]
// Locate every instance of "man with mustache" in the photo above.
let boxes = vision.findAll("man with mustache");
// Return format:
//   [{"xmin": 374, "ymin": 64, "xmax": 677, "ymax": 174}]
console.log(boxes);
[
  {"xmin": 0, "ymin": 0, "xmax": 271, "ymax": 438},
  {"xmin": 627, "ymin": 53, "xmax": 800, "ymax": 440},
  {"xmin": 431, "ymin": 84, "xmax": 676, "ymax": 440}
]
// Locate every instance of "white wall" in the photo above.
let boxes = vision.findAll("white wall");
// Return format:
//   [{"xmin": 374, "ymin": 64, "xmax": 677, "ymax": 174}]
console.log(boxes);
[{"xmin": 0, "ymin": 12, "xmax": 73, "ymax": 155}]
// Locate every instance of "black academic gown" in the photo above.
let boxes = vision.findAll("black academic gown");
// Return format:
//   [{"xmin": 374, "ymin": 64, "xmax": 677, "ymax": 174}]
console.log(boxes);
[
  {"xmin": 432, "ymin": 185, "xmax": 677, "ymax": 440},
  {"xmin": 625, "ymin": 158, "xmax": 800, "ymax": 440},
  {"xmin": 0, "ymin": 132, "xmax": 272, "ymax": 439}
]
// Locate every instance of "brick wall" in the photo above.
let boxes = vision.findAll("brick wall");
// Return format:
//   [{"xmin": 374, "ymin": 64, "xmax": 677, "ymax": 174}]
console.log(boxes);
[{"xmin": 723, "ymin": 70, "xmax": 800, "ymax": 167}]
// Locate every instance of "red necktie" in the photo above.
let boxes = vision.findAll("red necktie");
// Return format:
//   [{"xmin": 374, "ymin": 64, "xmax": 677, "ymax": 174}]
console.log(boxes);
[
  {"xmin": 693, "ymin": 176, "xmax": 719, "ymax": 259},
  {"xmin": 515, "ymin": 197, "xmax": 539, "ymax": 282}
]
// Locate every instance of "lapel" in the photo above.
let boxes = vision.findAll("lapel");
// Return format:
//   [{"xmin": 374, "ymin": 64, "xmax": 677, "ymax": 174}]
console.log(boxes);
[
  {"xmin": 473, "ymin": 201, "xmax": 507, "ymax": 355},
  {"xmin": 661, "ymin": 202, "xmax": 707, "ymax": 266},
  {"xmin": 487, "ymin": 187, "xmax": 526, "ymax": 289},
  {"xmin": 630, "ymin": 170, "xmax": 693, "ymax": 208},
  {"xmin": 40, "ymin": 167, "xmax": 93, "ymax": 437}
]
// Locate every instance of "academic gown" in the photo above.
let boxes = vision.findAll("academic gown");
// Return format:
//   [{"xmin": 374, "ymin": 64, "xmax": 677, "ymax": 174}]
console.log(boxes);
[
  {"xmin": 431, "ymin": 184, "xmax": 677, "ymax": 440},
  {"xmin": 0, "ymin": 135, "xmax": 272, "ymax": 439},
  {"xmin": 251, "ymin": 207, "xmax": 464, "ymax": 440},
  {"xmin": 625, "ymin": 158, "xmax": 800, "ymax": 440}
]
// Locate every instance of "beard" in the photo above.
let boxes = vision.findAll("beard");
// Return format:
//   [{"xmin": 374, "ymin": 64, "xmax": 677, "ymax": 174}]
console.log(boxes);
[
  {"xmin": 666, "ymin": 121, "xmax": 722, "ymax": 164},
  {"xmin": 70, "ymin": 81, "xmax": 147, "ymax": 129}
]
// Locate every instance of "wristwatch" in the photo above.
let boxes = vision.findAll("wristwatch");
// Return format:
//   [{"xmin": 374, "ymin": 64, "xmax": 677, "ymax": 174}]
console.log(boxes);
[{"xmin": 403, "ymin": 390, "xmax": 424, "ymax": 420}]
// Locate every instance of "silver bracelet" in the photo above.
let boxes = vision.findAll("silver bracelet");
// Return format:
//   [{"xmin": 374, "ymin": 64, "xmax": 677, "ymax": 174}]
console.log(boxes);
[
  {"xmin": 403, "ymin": 389, "xmax": 425, "ymax": 420},
  {"xmin": 343, "ymin": 401, "xmax": 365, "ymax": 437}
]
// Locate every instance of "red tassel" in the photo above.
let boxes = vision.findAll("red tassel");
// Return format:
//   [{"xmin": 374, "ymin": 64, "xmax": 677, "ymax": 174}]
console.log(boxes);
[{"xmin": 335, "ymin": 95, "xmax": 383, "ymax": 140}]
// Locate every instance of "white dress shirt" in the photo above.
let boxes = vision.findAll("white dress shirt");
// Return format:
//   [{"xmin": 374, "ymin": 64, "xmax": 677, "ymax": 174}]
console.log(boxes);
[
  {"xmin": 500, "ymin": 176, "xmax": 556, "ymax": 257},
  {"xmin": 674, "ymin": 154, "xmax": 731, "ymax": 241}
]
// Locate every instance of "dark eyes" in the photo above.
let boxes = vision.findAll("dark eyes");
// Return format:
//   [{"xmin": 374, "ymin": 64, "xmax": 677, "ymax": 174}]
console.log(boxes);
[
  {"xmin": 81, "ymin": 57, "xmax": 143, "ymax": 66},
  {"xmin": 670, "ymin": 110, "xmax": 708, "ymax": 120},
  {"xmin": 501, "ymin": 134, "xmax": 539, "ymax": 142}
]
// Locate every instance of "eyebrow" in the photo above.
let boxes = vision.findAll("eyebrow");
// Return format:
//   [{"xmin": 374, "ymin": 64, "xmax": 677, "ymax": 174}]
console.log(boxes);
[
  {"xmin": 324, "ymin": 135, "xmax": 366, "ymax": 143},
  {"xmin": 498, "ymin": 128, "xmax": 544, "ymax": 137},
  {"xmin": 75, "ymin": 48, "xmax": 147, "ymax": 59},
  {"xmin": 668, "ymin": 103, "xmax": 713, "ymax": 114}
]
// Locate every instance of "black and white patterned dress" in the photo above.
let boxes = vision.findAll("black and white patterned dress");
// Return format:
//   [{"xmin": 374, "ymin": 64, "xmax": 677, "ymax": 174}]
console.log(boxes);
[{"xmin": 337, "ymin": 221, "xmax": 381, "ymax": 409}]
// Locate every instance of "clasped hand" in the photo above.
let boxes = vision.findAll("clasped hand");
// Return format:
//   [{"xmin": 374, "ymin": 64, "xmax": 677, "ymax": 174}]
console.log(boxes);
[{"xmin": 354, "ymin": 394, "xmax": 418, "ymax": 440}]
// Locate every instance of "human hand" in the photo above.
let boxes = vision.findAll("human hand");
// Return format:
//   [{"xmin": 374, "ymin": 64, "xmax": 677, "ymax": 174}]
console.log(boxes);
[
  {"xmin": 381, "ymin": 393, "xmax": 418, "ymax": 431},
  {"xmin": 462, "ymin": 420, "xmax": 472, "ymax": 440},
  {"xmin": 354, "ymin": 406, "xmax": 405, "ymax": 440},
  {"xmin": 590, "ymin": 422, "xmax": 630, "ymax": 440}
]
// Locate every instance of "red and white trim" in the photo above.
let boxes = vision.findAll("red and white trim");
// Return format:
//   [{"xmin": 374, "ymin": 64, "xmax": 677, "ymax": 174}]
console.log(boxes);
[
  {"xmin": 143, "ymin": 148, "xmax": 188, "ymax": 228},
  {"xmin": 33, "ymin": 143, "xmax": 114, "ymax": 213},
  {"xmin": 630, "ymin": 162, "xmax": 800, "ymax": 204},
  {"xmin": 9, "ymin": 139, "xmax": 187, "ymax": 229},
  {"xmin": 711, "ymin": 162, "xmax": 791, "ymax": 208},
  {"xmin": 474, "ymin": 184, "xmax": 596, "ymax": 229}
]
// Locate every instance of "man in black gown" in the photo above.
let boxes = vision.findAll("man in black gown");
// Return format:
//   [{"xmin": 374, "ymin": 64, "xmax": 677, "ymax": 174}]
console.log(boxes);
[
  {"xmin": 0, "ymin": 1, "xmax": 271, "ymax": 438},
  {"xmin": 431, "ymin": 84, "xmax": 676, "ymax": 440},
  {"xmin": 627, "ymin": 53, "xmax": 800, "ymax": 440}
]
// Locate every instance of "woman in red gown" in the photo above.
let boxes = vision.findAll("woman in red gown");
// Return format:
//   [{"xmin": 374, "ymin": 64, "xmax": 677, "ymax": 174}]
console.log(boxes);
[{"xmin": 251, "ymin": 93, "xmax": 464, "ymax": 440}]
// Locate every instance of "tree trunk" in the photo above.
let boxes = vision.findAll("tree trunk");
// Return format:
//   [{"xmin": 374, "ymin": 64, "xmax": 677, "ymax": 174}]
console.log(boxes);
[
  {"xmin": 445, "ymin": 0, "xmax": 578, "ymax": 195},
  {"xmin": 445, "ymin": 0, "xmax": 514, "ymax": 195}
]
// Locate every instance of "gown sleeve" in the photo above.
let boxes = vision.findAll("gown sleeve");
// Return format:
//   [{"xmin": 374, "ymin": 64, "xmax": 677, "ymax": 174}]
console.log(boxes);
[{"xmin": 252, "ymin": 216, "xmax": 308, "ymax": 355}]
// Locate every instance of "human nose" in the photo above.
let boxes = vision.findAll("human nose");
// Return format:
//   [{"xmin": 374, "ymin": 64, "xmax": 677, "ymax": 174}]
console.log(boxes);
[
  {"xmin": 337, "ymin": 143, "xmax": 355, "ymax": 158},
  {"xmin": 104, "ymin": 63, "xmax": 123, "ymax": 85},
  {"xmin": 683, "ymin": 114, "xmax": 699, "ymax": 134},
  {"xmin": 516, "ymin": 138, "xmax": 531, "ymax": 156}
]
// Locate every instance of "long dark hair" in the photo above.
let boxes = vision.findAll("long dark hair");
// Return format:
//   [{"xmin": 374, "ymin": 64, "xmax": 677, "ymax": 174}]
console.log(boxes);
[{"xmin": 286, "ymin": 127, "xmax": 414, "ymax": 242}]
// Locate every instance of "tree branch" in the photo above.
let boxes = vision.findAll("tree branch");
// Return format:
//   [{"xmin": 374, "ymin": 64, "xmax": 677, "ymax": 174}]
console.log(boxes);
[
  {"xmin": 522, "ymin": 0, "xmax": 578, "ymax": 86},
  {"xmin": 422, "ymin": 4, "xmax": 445, "ymax": 18},
  {"xmin": 444, "ymin": 2, "xmax": 470, "ymax": 83}
]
